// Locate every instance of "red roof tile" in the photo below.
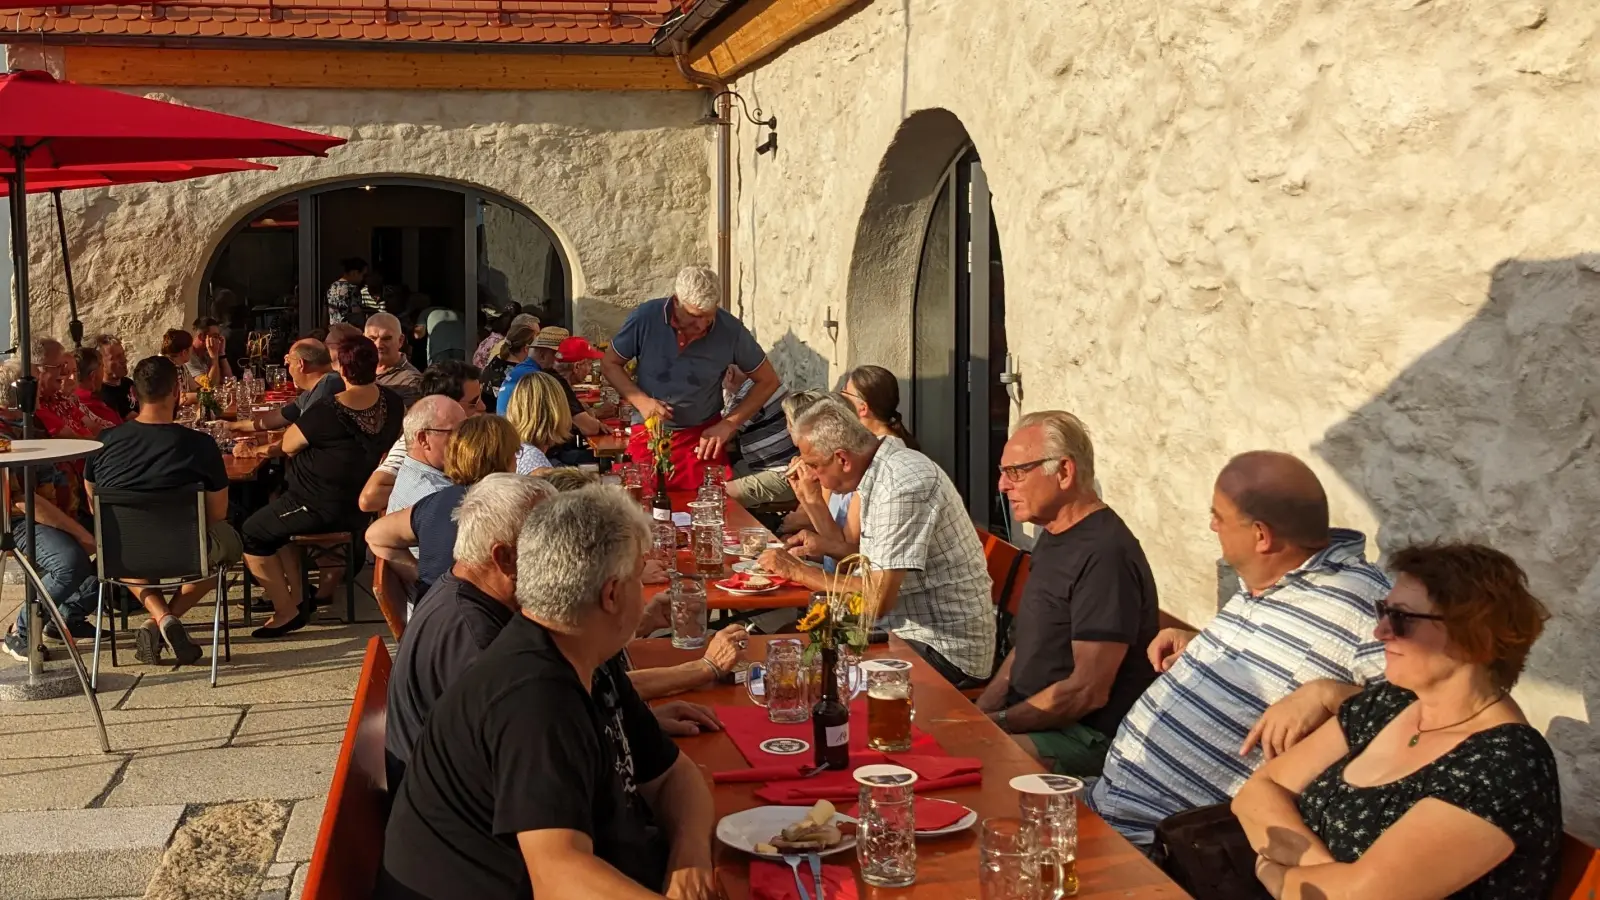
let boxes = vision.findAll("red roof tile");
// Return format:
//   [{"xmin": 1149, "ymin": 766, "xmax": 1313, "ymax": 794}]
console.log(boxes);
[{"xmin": 0, "ymin": 0, "xmax": 681, "ymax": 45}]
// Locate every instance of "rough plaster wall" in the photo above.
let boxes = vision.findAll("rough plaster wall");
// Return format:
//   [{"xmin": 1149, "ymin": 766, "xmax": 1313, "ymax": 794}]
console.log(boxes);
[
  {"xmin": 727, "ymin": 0, "xmax": 1600, "ymax": 836},
  {"xmin": 13, "ymin": 64, "xmax": 711, "ymax": 351}
]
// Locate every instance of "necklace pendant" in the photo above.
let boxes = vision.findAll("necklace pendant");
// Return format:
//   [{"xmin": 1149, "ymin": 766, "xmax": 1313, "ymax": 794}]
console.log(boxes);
[{"xmin": 1408, "ymin": 733, "xmax": 1421, "ymax": 748}]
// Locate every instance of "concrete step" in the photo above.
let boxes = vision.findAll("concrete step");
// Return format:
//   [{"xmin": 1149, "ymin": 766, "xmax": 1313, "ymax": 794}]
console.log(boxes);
[{"xmin": 0, "ymin": 805, "xmax": 184, "ymax": 899}]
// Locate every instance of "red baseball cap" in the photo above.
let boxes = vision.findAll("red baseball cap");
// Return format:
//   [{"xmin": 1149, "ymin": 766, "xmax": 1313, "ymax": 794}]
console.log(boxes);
[{"xmin": 557, "ymin": 336, "xmax": 604, "ymax": 362}]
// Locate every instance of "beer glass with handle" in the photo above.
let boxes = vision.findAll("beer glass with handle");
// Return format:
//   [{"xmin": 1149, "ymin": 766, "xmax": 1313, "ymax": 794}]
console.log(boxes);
[{"xmin": 862, "ymin": 659, "xmax": 915, "ymax": 752}]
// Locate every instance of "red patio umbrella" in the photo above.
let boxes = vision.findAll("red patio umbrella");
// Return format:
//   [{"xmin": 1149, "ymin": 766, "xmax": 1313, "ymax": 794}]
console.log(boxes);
[
  {"xmin": 0, "ymin": 159, "xmax": 279, "ymax": 350},
  {"xmin": 0, "ymin": 68, "xmax": 342, "ymax": 702}
]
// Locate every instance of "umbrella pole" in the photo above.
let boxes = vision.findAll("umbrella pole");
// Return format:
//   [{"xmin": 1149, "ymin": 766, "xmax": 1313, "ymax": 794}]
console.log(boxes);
[
  {"xmin": 51, "ymin": 189, "xmax": 82, "ymax": 348},
  {"xmin": 6, "ymin": 145, "xmax": 41, "ymax": 679}
]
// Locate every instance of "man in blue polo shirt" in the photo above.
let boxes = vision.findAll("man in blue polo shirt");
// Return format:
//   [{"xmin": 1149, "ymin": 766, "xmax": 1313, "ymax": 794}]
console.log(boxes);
[{"xmin": 600, "ymin": 265, "xmax": 780, "ymax": 490}]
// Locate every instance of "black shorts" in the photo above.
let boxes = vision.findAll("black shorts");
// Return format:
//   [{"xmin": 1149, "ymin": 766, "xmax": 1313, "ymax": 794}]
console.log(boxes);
[{"xmin": 240, "ymin": 493, "xmax": 353, "ymax": 557}]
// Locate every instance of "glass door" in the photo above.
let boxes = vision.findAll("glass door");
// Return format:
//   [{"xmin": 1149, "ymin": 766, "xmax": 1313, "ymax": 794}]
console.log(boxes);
[{"xmin": 911, "ymin": 148, "xmax": 1011, "ymax": 537}]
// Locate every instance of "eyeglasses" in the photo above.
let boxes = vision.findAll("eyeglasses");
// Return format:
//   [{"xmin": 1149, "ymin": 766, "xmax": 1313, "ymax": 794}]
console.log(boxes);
[
  {"xmin": 419, "ymin": 427, "xmax": 457, "ymax": 437},
  {"xmin": 1375, "ymin": 600, "xmax": 1446, "ymax": 638},
  {"xmin": 997, "ymin": 458, "xmax": 1054, "ymax": 482}
]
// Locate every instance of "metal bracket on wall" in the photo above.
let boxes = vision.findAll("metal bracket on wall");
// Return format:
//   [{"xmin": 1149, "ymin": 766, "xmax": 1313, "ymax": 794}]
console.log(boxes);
[{"xmin": 999, "ymin": 352, "xmax": 1022, "ymax": 406}]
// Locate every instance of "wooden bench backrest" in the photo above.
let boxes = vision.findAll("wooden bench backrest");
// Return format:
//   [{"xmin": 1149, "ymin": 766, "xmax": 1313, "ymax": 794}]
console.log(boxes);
[
  {"xmin": 372, "ymin": 558, "xmax": 408, "ymax": 641},
  {"xmin": 302, "ymin": 636, "xmax": 392, "ymax": 900},
  {"xmin": 975, "ymin": 526, "xmax": 1028, "ymax": 610},
  {"xmin": 1555, "ymin": 832, "xmax": 1600, "ymax": 900}
]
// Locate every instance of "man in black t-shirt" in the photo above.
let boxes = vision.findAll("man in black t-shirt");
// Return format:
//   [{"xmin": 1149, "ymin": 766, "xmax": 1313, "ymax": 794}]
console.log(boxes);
[
  {"xmin": 93, "ymin": 334, "xmax": 135, "ymax": 420},
  {"xmin": 379, "ymin": 486, "xmax": 717, "ymax": 900},
  {"xmin": 84, "ymin": 356, "xmax": 244, "ymax": 667},
  {"xmin": 976, "ymin": 410, "xmax": 1159, "ymax": 776}
]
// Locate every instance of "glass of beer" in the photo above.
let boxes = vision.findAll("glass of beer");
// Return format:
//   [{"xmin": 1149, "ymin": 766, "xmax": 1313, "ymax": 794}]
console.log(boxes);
[
  {"xmin": 863, "ymin": 659, "xmax": 915, "ymax": 752},
  {"xmin": 669, "ymin": 575, "xmax": 708, "ymax": 650},
  {"xmin": 687, "ymin": 500, "xmax": 725, "ymax": 577},
  {"xmin": 1012, "ymin": 774, "xmax": 1084, "ymax": 899},
  {"xmin": 745, "ymin": 639, "xmax": 809, "ymax": 724}
]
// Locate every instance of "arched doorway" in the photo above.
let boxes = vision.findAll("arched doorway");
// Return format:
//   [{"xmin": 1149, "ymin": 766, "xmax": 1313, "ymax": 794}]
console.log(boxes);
[
  {"xmin": 912, "ymin": 147, "xmax": 1010, "ymax": 537},
  {"xmin": 202, "ymin": 176, "xmax": 570, "ymax": 363}
]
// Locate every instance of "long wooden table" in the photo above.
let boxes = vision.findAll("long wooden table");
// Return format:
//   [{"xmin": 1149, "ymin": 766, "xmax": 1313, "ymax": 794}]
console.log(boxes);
[
  {"xmin": 644, "ymin": 491, "xmax": 814, "ymax": 613},
  {"xmin": 628, "ymin": 635, "xmax": 1190, "ymax": 900}
]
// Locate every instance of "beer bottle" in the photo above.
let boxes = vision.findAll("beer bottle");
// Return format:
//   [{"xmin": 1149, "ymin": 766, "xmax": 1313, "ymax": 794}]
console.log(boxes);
[
  {"xmin": 651, "ymin": 462, "xmax": 673, "ymax": 524},
  {"xmin": 812, "ymin": 647, "xmax": 851, "ymax": 771}
]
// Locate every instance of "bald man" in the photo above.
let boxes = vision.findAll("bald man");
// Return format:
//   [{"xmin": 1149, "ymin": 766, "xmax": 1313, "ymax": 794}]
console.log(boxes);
[{"xmin": 1085, "ymin": 451, "xmax": 1391, "ymax": 847}]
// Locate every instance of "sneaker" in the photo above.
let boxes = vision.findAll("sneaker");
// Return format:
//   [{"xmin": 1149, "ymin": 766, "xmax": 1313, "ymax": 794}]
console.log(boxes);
[
  {"xmin": 3, "ymin": 631, "xmax": 28, "ymax": 662},
  {"xmin": 159, "ymin": 616, "xmax": 203, "ymax": 666},
  {"xmin": 43, "ymin": 619, "xmax": 99, "ymax": 644},
  {"xmin": 133, "ymin": 622, "xmax": 164, "ymax": 665}
]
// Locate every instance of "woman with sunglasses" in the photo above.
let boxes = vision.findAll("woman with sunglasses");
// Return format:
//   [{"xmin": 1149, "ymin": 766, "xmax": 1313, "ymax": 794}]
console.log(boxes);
[{"xmin": 1232, "ymin": 543, "xmax": 1559, "ymax": 899}]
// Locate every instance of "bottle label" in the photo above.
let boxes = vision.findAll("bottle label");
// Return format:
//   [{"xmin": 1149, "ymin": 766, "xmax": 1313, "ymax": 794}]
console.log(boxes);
[
  {"xmin": 652, "ymin": 508, "xmax": 673, "ymax": 522},
  {"xmin": 825, "ymin": 724, "xmax": 849, "ymax": 747}
]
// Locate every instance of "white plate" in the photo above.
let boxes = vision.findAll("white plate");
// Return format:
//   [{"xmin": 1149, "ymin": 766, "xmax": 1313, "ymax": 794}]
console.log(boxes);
[
  {"xmin": 724, "ymin": 541, "xmax": 786, "ymax": 558},
  {"xmin": 715, "ymin": 806, "xmax": 857, "ymax": 860},
  {"xmin": 732, "ymin": 560, "xmax": 768, "ymax": 575},
  {"xmin": 716, "ymin": 580, "xmax": 783, "ymax": 595}
]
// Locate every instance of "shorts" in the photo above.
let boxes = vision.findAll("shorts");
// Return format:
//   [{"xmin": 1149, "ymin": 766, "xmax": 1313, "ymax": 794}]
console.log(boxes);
[
  {"xmin": 207, "ymin": 520, "xmax": 244, "ymax": 567},
  {"xmin": 1025, "ymin": 722, "xmax": 1111, "ymax": 776},
  {"xmin": 240, "ymin": 493, "xmax": 353, "ymax": 557},
  {"xmin": 727, "ymin": 467, "xmax": 795, "ymax": 506}
]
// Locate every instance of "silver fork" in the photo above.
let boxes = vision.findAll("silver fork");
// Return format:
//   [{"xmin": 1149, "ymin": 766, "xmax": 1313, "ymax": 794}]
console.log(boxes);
[
  {"xmin": 781, "ymin": 854, "xmax": 812, "ymax": 900},
  {"xmin": 806, "ymin": 851, "xmax": 825, "ymax": 900}
]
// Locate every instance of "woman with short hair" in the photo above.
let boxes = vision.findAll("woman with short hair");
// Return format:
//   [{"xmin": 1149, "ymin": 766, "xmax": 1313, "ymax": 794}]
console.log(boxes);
[
  {"xmin": 503, "ymin": 371, "xmax": 572, "ymax": 476},
  {"xmin": 235, "ymin": 335, "xmax": 404, "ymax": 638},
  {"xmin": 1233, "ymin": 542, "xmax": 1560, "ymax": 900}
]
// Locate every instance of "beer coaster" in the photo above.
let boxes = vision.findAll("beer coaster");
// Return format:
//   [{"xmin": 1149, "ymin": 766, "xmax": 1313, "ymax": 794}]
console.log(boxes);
[
  {"xmin": 1010, "ymin": 773, "xmax": 1085, "ymax": 795},
  {"xmin": 759, "ymin": 738, "xmax": 809, "ymax": 755},
  {"xmin": 860, "ymin": 659, "xmax": 913, "ymax": 672},
  {"xmin": 854, "ymin": 764, "xmax": 919, "ymax": 787}
]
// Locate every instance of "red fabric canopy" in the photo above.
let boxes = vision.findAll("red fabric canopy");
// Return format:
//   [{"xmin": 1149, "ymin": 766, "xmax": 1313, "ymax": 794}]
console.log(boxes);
[
  {"xmin": 0, "ymin": 158, "xmax": 275, "ymax": 196},
  {"xmin": 0, "ymin": 69, "xmax": 344, "ymax": 170}
]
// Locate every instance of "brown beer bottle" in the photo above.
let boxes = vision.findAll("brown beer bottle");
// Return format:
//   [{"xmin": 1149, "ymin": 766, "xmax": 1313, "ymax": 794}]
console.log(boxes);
[{"xmin": 812, "ymin": 647, "xmax": 851, "ymax": 771}]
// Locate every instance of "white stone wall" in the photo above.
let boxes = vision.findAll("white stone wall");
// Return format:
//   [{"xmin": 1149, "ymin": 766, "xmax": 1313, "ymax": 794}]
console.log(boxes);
[
  {"xmin": 14, "ymin": 70, "xmax": 712, "ymax": 351},
  {"xmin": 725, "ymin": 0, "xmax": 1600, "ymax": 836}
]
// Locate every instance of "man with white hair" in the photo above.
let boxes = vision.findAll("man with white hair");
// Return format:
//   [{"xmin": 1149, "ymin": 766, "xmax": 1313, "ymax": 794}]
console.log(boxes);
[
  {"xmin": 367, "ymin": 312, "xmax": 423, "ymax": 407},
  {"xmin": 386, "ymin": 394, "xmax": 466, "ymax": 515},
  {"xmin": 600, "ymin": 265, "xmax": 780, "ymax": 490},
  {"xmin": 759, "ymin": 394, "xmax": 996, "ymax": 687},
  {"xmin": 380, "ymin": 485, "xmax": 718, "ymax": 900},
  {"xmin": 975, "ymin": 411, "xmax": 1160, "ymax": 776}
]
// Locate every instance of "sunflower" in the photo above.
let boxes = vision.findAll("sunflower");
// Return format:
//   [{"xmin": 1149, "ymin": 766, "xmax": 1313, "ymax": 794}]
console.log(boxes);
[
  {"xmin": 195, "ymin": 375, "xmax": 212, "ymax": 391},
  {"xmin": 846, "ymin": 592, "xmax": 864, "ymax": 617},
  {"xmin": 796, "ymin": 601, "xmax": 828, "ymax": 632}
]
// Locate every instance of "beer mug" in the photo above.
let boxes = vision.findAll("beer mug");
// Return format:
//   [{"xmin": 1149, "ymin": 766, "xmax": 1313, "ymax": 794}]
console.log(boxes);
[
  {"xmin": 862, "ymin": 659, "xmax": 915, "ymax": 752},
  {"xmin": 669, "ymin": 575, "xmax": 708, "ymax": 651},
  {"xmin": 746, "ymin": 639, "xmax": 810, "ymax": 724},
  {"xmin": 855, "ymin": 764, "xmax": 918, "ymax": 887},
  {"xmin": 1012, "ymin": 774, "xmax": 1084, "ymax": 899}
]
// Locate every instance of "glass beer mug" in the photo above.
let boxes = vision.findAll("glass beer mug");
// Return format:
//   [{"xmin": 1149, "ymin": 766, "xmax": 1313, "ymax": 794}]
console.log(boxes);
[
  {"xmin": 862, "ymin": 659, "xmax": 915, "ymax": 752},
  {"xmin": 745, "ymin": 639, "xmax": 809, "ymax": 724}
]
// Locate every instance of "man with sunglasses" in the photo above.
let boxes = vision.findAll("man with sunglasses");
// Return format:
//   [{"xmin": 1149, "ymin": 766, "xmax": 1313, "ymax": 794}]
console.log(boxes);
[
  {"xmin": 386, "ymin": 394, "xmax": 467, "ymax": 515},
  {"xmin": 1086, "ymin": 451, "xmax": 1389, "ymax": 847},
  {"xmin": 976, "ymin": 411, "xmax": 1160, "ymax": 777}
]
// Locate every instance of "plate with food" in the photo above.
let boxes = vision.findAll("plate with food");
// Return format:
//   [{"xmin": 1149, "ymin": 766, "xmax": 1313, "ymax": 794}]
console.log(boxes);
[
  {"xmin": 715, "ymin": 572, "xmax": 788, "ymax": 595},
  {"xmin": 715, "ymin": 801, "xmax": 856, "ymax": 860},
  {"xmin": 732, "ymin": 560, "xmax": 771, "ymax": 575}
]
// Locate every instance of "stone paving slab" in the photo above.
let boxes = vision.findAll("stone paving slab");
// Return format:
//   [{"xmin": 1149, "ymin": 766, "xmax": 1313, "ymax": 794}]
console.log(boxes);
[
  {"xmin": 274, "ymin": 796, "xmax": 325, "ymax": 864},
  {"xmin": 232, "ymin": 701, "xmax": 349, "ymax": 747},
  {"xmin": 106, "ymin": 743, "xmax": 338, "ymax": 807},
  {"xmin": 0, "ymin": 706, "xmax": 242, "ymax": 758},
  {"xmin": 0, "ymin": 756, "xmax": 126, "ymax": 812},
  {"xmin": 118, "ymin": 627, "xmax": 386, "ymax": 710},
  {"xmin": 0, "ymin": 669, "xmax": 139, "ymax": 715},
  {"xmin": 0, "ymin": 805, "xmax": 184, "ymax": 899}
]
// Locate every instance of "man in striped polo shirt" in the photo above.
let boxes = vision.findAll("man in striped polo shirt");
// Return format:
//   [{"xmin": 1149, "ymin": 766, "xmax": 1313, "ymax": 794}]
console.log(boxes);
[
  {"xmin": 1087, "ymin": 451, "xmax": 1389, "ymax": 846},
  {"xmin": 722, "ymin": 364, "xmax": 798, "ymax": 507}
]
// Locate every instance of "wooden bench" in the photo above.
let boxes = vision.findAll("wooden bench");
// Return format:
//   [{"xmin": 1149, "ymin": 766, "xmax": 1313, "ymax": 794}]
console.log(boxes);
[
  {"xmin": 302, "ymin": 636, "xmax": 391, "ymax": 900},
  {"xmin": 371, "ymin": 558, "xmax": 408, "ymax": 642},
  {"xmin": 1557, "ymin": 832, "xmax": 1600, "ymax": 900}
]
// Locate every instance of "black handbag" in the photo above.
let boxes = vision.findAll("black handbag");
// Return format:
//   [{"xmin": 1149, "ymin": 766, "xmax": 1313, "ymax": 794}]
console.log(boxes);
[{"xmin": 1151, "ymin": 803, "xmax": 1273, "ymax": 900}]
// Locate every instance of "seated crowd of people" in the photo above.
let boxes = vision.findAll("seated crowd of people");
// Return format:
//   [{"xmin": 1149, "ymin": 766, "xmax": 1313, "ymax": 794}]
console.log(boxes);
[{"xmin": 0, "ymin": 264, "xmax": 1565, "ymax": 900}]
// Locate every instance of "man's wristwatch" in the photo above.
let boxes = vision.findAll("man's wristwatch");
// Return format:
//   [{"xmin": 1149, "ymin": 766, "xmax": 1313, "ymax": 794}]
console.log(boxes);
[{"xmin": 996, "ymin": 709, "xmax": 1010, "ymax": 733}]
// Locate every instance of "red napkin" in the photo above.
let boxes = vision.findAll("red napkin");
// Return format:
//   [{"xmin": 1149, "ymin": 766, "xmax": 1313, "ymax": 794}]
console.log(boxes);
[
  {"xmin": 749, "ymin": 860, "xmax": 858, "ymax": 900},
  {"xmin": 844, "ymin": 796, "xmax": 971, "ymax": 831},
  {"xmin": 754, "ymin": 770, "xmax": 983, "ymax": 804},
  {"xmin": 712, "ymin": 750, "xmax": 886, "ymax": 784},
  {"xmin": 716, "ymin": 703, "xmax": 942, "ymax": 767}
]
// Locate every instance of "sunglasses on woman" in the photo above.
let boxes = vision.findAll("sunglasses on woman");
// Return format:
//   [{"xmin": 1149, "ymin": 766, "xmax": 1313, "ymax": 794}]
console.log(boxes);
[{"xmin": 1375, "ymin": 599, "xmax": 1446, "ymax": 638}]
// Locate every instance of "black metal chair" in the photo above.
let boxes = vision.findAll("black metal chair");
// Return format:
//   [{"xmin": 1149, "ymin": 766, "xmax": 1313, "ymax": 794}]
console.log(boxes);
[{"xmin": 90, "ymin": 485, "xmax": 231, "ymax": 688}]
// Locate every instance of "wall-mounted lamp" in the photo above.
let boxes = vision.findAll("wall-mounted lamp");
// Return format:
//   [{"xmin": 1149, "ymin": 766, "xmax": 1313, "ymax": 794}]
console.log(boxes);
[
  {"xmin": 823, "ymin": 306, "xmax": 839, "ymax": 343},
  {"xmin": 696, "ymin": 90, "xmax": 779, "ymax": 156}
]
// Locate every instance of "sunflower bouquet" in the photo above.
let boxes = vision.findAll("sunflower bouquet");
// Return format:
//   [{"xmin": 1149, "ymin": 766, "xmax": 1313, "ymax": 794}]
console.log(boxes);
[
  {"xmin": 796, "ymin": 553, "xmax": 880, "ymax": 659},
  {"xmin": 645, "ymin": 413, "xmax": 673, "ymax": 481},
  {"xmin": 195, "ymin": 374, "xmax": 221, "ymax": 421}
]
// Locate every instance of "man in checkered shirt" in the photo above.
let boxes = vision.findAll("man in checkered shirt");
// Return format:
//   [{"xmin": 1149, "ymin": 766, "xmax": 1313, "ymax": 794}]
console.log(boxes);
[{"xmin": 758, "ymin": 394, "xmax": 995, "ymax": 686}]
